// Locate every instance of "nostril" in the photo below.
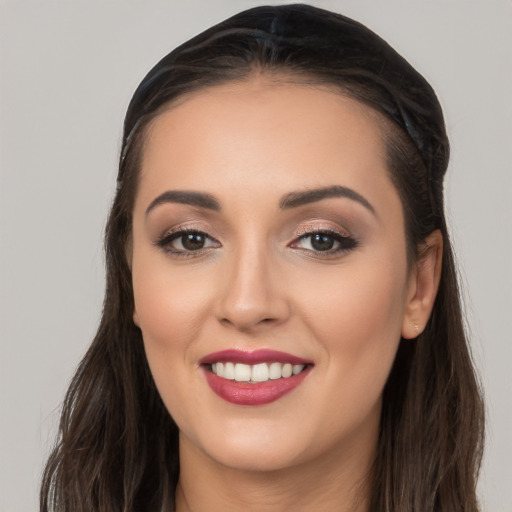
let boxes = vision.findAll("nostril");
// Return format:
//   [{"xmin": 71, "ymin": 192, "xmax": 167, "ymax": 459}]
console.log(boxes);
[
  {"xmin": 216, "ymin": 278, "xmax": 291, "ymax": 331},
  {"xmin": 219, "ymin": 315, "xmax": 278, "ymax": 333}
]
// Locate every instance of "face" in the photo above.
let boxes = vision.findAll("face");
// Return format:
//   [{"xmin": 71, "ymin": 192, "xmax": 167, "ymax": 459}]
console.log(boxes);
[{"xmin": 131, "ymin": 78, "xmax": 415, "ymax": 473}]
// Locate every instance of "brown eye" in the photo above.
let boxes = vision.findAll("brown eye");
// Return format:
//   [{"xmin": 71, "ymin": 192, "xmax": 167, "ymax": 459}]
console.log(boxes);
[
  {"xmin": 181, "ymin": 232, "xmax": 207, "ymax": 251},
  {"xmin": 156, "ymin": 229, "xmax": 220, "ymax": 255},
  {"xmin": 310, "ymin": 233, "xmax": 335, "ymax": 251},
  {"xmin": 291, "ymin": 230, "xmax": 358, "ymax": 255}
]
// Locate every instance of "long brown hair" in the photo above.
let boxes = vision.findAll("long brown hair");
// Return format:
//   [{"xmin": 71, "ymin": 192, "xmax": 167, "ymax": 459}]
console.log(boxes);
[{"xmin": 41, "ymin": 5, "xmax": 484, "ymax": 511}]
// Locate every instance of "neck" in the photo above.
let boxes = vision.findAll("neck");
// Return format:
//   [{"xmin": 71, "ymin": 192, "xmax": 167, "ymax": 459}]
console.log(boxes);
[{"xmin": 175, "ymin": 432, "xmax": 375, "ymax": 512}]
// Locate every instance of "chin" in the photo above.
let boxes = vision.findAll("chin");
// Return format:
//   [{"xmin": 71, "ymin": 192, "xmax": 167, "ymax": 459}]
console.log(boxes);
[
  {"xmin": 206, "ymin": 442, "xmax": 306, "ymax": 473},
  {"xmin": 185, "ymin": 422, "xmax": 312, "ymax": 473}
]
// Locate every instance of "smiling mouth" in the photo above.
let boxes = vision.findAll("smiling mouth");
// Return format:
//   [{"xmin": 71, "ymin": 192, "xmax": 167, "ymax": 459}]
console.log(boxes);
[
  {"xmin": 200, "ymin": 349, "xmax": 313, "ymax": 405},
  {"xmin": 209, "ymin": 362, "xmax": 308, "ymax": 383}
]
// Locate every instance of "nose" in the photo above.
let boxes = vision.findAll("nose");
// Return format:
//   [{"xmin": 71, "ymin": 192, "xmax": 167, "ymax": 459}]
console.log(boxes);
[{"xmin": 216, "ymin": 245, "xmax": 291, "ymax": 333}]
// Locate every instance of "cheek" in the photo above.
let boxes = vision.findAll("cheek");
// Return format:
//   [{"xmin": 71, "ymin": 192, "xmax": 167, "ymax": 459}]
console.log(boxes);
[
  {"xmin": 295, "ymin": 254, "xmax": 408, "ymax": 412},
  {"xmin": 131, "ymin": 254, "xmax": 213, "ymax": 396},
  {"xmin": 300, "ymin": 254, "xmax": 407, "ymax": 339},
  {"xmin": 133, "ymin": 257, "xmax": 210, "ymax": 346},
  {"xmin": 132, "ymin": 262, "xmax": 214, "ymax": 431}
]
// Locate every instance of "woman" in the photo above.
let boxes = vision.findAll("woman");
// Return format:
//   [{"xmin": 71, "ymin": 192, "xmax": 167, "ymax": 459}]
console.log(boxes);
[{"xmin": 40, "ymin": 4, "xmax": 484, "ymax": 511}]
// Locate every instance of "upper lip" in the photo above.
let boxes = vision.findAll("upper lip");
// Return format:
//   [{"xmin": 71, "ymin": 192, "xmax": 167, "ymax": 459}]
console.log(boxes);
[{"xmin": 199, "ymin": 349, "xmax": 313, "ymax": 366}]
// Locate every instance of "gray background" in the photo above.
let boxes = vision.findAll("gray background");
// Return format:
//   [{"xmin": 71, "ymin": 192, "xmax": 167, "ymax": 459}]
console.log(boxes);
[{"xmin": 0, "ymin": 1, "xmax": 510, "ymax": 511}]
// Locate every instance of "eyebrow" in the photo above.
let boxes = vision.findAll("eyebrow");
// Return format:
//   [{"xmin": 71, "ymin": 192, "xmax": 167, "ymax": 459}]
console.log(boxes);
[
  {"xmin": 145, "ymin": 185, "xmax": 375, "ymax": 217},
  {"xmin": 145, "ymin": 190, "xmax": 221, "ymax": 216},
  {"xmin": 279, "ymin": 185, "xmax": 376, "ymax": 215}
]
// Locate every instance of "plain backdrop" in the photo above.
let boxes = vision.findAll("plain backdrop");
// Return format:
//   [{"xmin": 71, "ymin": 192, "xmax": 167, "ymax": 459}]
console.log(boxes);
[{"xmin": 0, "ymin": 1, "xmax": 511, "ymax": 511}]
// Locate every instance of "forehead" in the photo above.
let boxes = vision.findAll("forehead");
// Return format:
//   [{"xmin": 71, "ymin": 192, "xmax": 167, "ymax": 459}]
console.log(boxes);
[
  {"xmin": 143, "ymin": 76, "xmax": 386, "ymax": 153},
  {"xmin": 136, "ymin": 78, "xmax": 398, "ymax": 217}
]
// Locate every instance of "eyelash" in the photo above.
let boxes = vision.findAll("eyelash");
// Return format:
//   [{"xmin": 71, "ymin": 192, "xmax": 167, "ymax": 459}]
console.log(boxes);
[
  {"xmin": 155, "ymin": 228, "xmax": 220, "ymax": 258},
  {"xmin": 290, "ymin": 228, "xmax": 359, "ymax": 256},
  {"xmin": 155, "ymin": 227, "xmax": 359, "ymax": 258}
]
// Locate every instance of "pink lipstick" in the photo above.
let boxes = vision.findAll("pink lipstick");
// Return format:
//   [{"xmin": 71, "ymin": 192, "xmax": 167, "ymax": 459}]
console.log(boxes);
[{"xmin": 200, "ymin": 349, "xmax": 313, "ymax": 406}]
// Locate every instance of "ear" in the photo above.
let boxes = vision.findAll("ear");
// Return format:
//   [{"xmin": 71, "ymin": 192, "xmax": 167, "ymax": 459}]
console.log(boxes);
[{"xmin": 401, "ymin": 230, "xmax": 443, "ymax": 339}]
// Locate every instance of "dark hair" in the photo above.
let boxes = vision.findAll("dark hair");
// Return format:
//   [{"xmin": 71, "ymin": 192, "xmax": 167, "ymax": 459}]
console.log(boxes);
[{"xmin": 41, "ymin": 5, "xmax": 484, "ymax": 511}]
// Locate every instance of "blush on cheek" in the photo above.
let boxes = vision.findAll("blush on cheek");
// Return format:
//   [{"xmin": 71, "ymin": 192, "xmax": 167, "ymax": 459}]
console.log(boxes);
[
  {"xmin": 134, "ymin": 265, "xmax": 205, "ymax": 339},
  {"xmin": 304, "ymin": 267, "xmax": 405, "ymax": 405}
]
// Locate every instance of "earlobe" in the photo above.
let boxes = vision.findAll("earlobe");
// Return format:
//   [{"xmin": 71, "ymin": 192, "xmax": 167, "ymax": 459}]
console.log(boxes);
[{"xmin": 402, "ymin": 230, "xmax": 443, "ymax": 339}]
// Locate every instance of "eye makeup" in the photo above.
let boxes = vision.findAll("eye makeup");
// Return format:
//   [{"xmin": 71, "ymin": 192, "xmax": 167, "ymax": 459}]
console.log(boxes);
[
  {"xmin": 147, "ymin": 197, "xmax": 368, "ymax": 262},
  {"xmin": 154, "ymin": 226, "xmax": 221, "ymax": 258},
  {"xmin": 290, "ymin": 227, "xmax": 359, "ymax": 257}
]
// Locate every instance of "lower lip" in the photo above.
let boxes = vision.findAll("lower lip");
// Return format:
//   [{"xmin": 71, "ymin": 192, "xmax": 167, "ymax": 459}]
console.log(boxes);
[{"xmin": 203, "ymin": 366, "xmax": 311, "ymax": 406}]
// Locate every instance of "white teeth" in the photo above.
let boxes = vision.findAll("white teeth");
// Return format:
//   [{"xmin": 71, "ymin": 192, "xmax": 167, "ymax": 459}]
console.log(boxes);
[
  {"xmin": 234, "ymin": 363, "xmax": 251, "ymax": 382},
  {"xmin": 293, "ymin": 364, "xmax": 304, "ymax": 375},
  {"xmin": 269, "ymin": 362, "xmax": 282, "ymax": 380},
  {"xmin": 282, "ymin": 363, "xmax": 293, "ymax": 378},
  {"xmin": 224, "ymin": 362, "xmax": 235, "ymax": 380},
  {"xmin": 251, "ymin": 363, "xmax": 269, "ymax": 382},
  {"xmin": 211, "ymin": 361, "xmax": 307, "ymax": 382}
]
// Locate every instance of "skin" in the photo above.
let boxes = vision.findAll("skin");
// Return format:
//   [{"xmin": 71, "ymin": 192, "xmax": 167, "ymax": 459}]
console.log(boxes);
[{"xmin": 130, "ymin": 77, "xmax": 442, "ymax": 512}]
